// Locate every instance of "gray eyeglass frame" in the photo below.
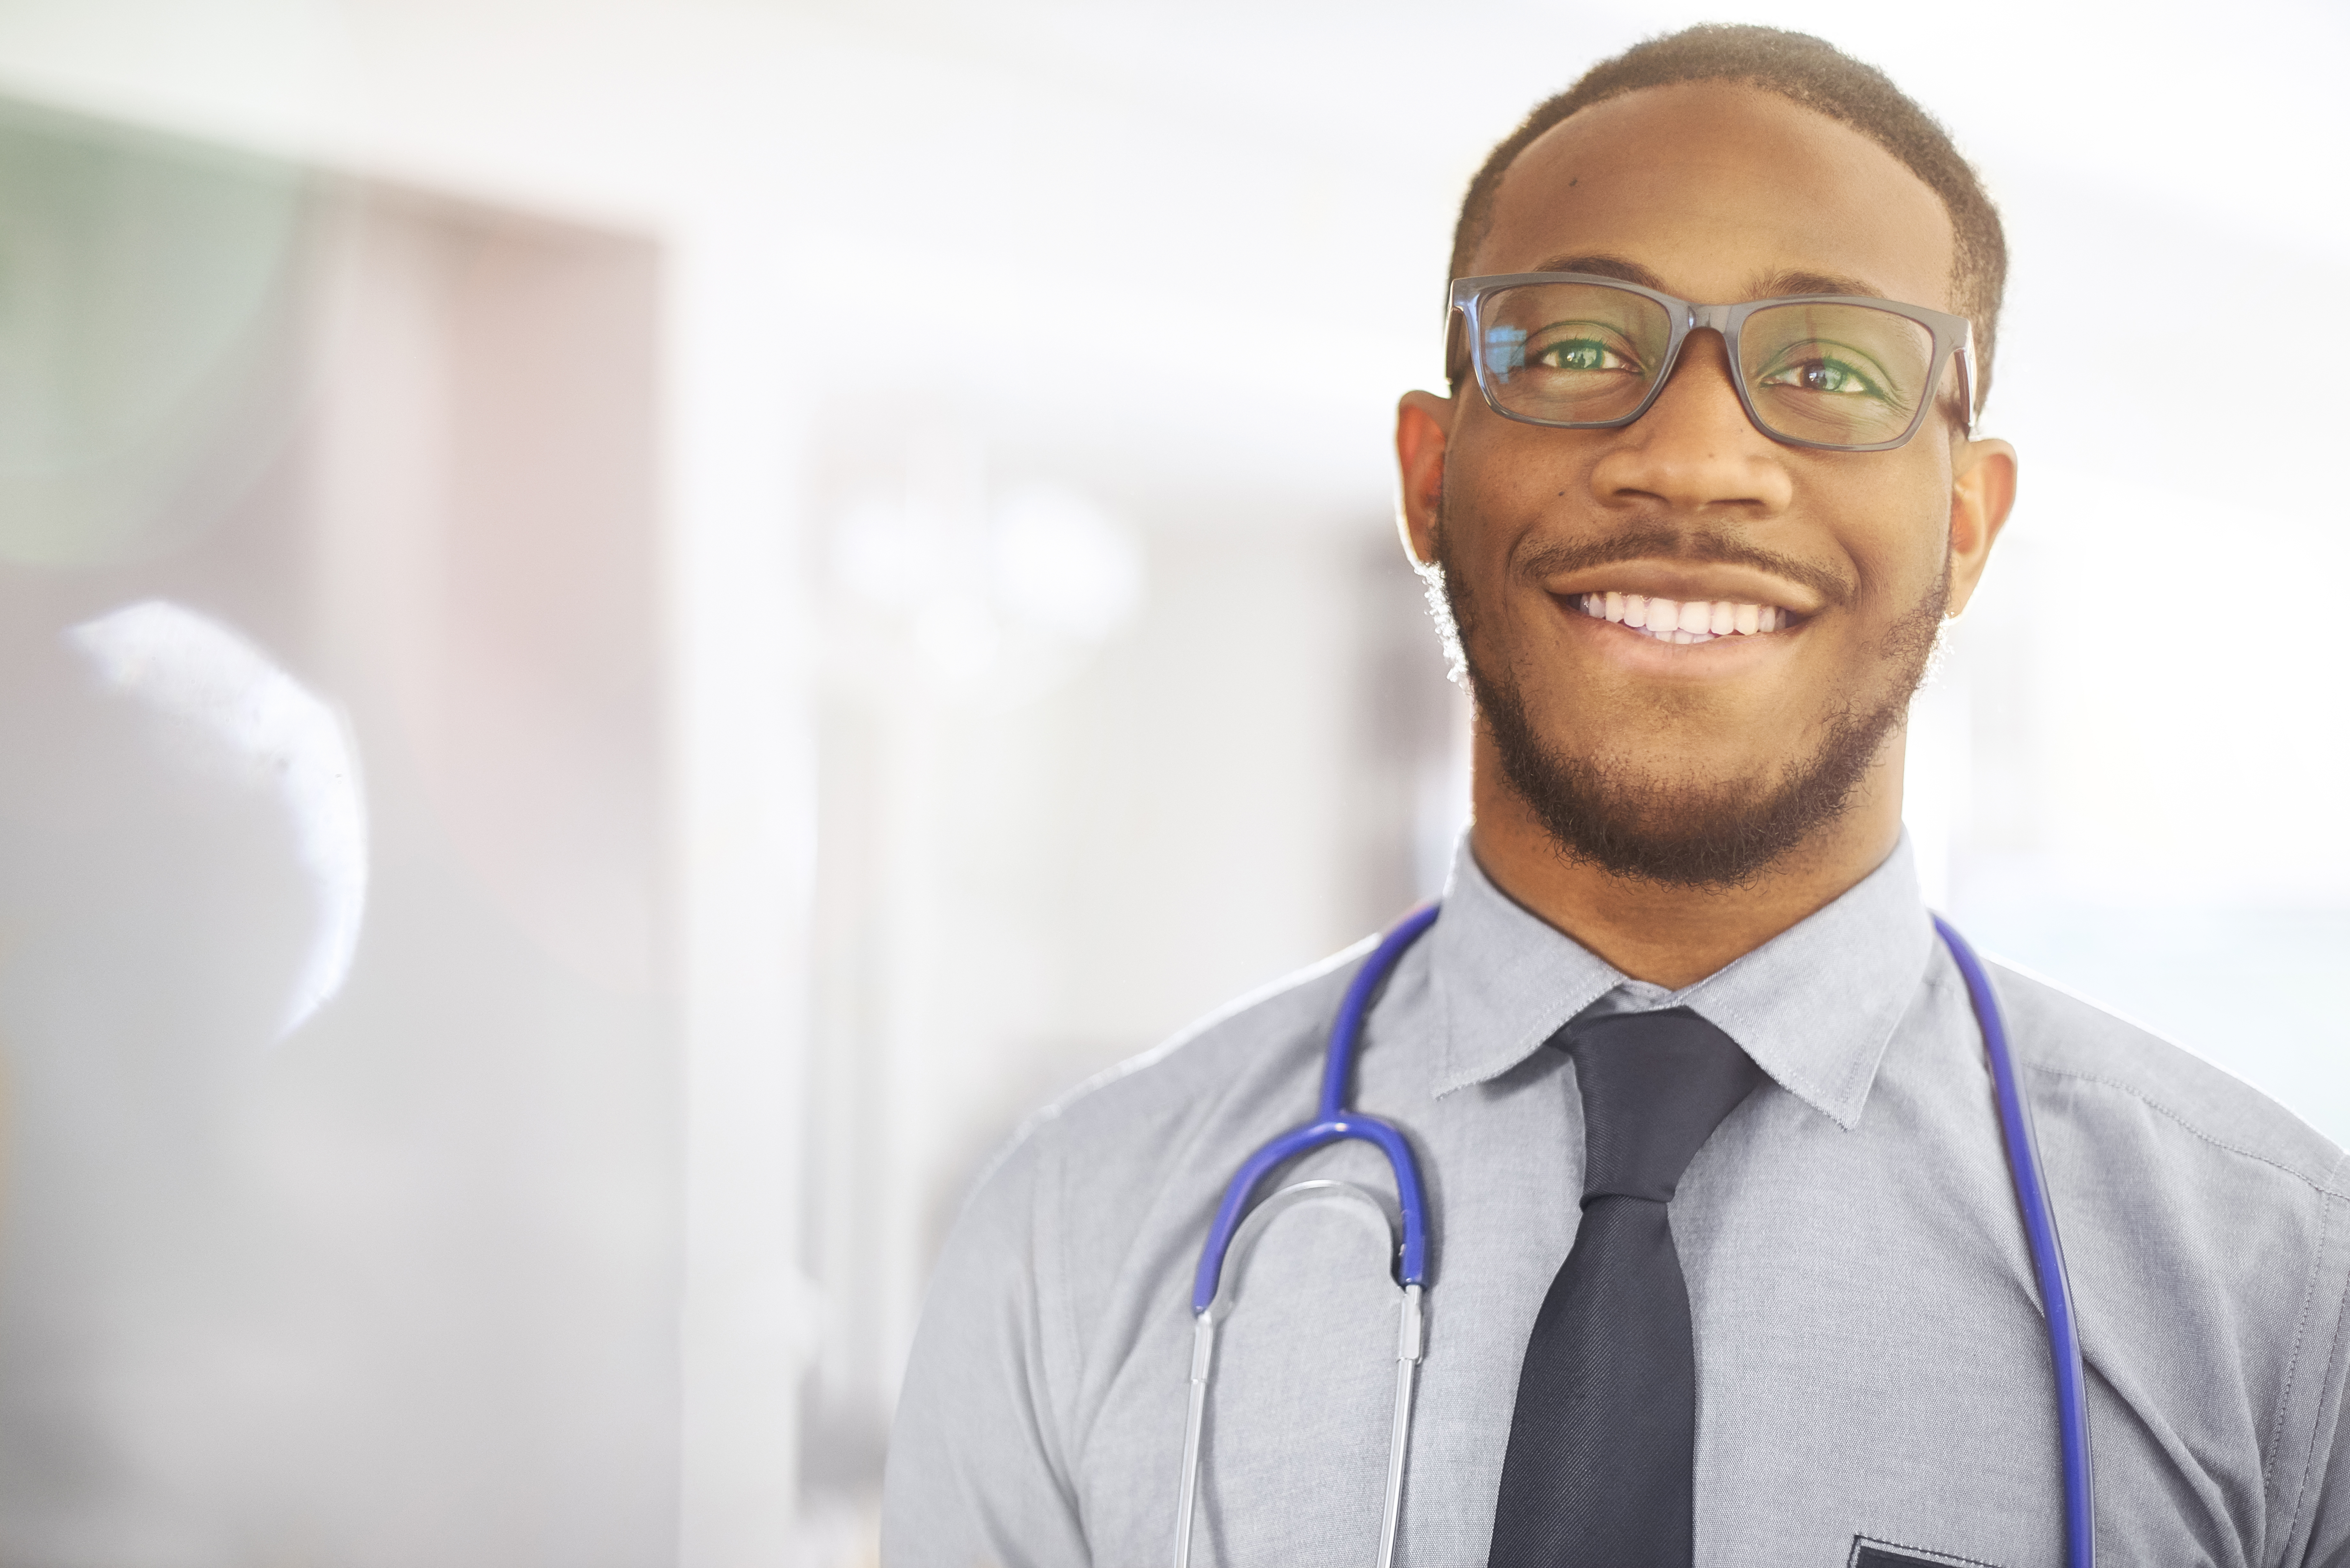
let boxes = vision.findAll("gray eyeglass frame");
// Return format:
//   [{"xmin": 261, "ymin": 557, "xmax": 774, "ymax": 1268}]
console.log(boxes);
[{"xmin": 1449, "ymin": 272, "xmax": 1979, "ymax": 452}]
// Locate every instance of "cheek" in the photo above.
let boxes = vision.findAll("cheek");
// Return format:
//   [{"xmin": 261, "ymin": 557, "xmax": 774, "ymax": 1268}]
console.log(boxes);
[
  {"xmin": 1827, "ymin": 468, "xmax": 1954, "ymax": 607},
  {"xmin": 1441, "ymin": 424, "xmax": 1591, "ymax": 567}
]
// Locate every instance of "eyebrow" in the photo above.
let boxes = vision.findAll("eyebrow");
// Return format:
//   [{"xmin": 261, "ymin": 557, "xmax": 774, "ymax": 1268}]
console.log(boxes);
[
  {"xmin": 1521, "ymin": 254, "xmax": 1891, "ymax": 304},
  {"xmin": 1747, "ymin": 268, "xmax": 1887, "ymax": 301},
  {"xmin": 1528, "ymin": 253, "xmax": 1671, "ymax": 290}
]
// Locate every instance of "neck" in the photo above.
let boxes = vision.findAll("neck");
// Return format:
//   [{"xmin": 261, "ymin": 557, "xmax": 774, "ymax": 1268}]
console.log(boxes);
[{"xmin": 1465, "ymin": 724, "xmax": 1907, "ymax": 990}]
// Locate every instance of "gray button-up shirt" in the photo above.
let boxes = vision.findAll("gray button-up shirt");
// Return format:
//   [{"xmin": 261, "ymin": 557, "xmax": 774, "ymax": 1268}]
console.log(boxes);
[{"xmin": 881, "ymin": 839, "xmax": 2350, "ymax": 1566}]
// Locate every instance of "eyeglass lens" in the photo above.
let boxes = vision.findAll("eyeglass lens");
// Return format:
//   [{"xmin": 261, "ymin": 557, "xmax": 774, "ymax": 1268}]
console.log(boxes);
[{"xmin": 1476, "ymin": 282, "xmax": 1939, "ymax": 448}]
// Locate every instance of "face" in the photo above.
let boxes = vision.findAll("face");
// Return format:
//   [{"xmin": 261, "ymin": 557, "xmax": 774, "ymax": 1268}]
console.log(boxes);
[{"xmin": 1398, "ymin": 82, "xmax": 2014, "ymax": 887}]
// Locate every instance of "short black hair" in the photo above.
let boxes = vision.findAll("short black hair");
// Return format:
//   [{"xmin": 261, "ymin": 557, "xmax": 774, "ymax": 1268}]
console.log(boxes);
[{"xmin": 1447, "ymin": 24, "xmax": 2007, "ymax": 418}]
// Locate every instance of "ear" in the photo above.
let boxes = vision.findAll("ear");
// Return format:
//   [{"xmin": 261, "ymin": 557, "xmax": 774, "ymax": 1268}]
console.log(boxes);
[
  {"xmin": 1395, "ymin": 389, "xmax": 1454, "ymax": 567},
  {"xmin": 1944, "ymin": 436, "xmax": 2017, "ymax": 616}
]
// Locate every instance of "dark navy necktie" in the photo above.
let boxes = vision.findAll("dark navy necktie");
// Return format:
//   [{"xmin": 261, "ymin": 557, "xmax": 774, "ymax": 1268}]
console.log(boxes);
[{"xmin": 1486, "ymin": 1006, "xmax": 1764, "ymax": 1568}]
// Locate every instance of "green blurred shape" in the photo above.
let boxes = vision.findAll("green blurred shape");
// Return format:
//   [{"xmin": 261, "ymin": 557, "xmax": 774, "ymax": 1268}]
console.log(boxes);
[{"xmin": 0, "ymin": 97, "xmax": 308, "ymax": 566}]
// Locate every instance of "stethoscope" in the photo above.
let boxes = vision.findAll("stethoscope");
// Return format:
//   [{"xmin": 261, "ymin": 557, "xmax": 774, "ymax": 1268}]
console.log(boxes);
[{"xmin": 1173, "ymin": 903, "xmax": 2094, "ymax": 1568}]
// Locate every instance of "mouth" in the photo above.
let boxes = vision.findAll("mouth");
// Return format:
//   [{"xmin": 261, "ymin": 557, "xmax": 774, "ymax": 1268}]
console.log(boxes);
[{"xmin": 1569, "ymin": 591, "xmax": 1801, "ymax": 646}]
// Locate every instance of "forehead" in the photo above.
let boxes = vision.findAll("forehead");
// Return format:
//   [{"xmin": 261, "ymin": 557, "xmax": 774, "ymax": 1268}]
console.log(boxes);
[{"xmin": 1473, "ymin": 81, "xmax": 1957, "ymax": 310}]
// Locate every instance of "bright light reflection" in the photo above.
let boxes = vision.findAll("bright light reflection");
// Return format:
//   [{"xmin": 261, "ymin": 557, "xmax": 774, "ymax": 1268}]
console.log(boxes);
[
  {"xmin": 831, "ymin": 468, "xmax": 1145, "ymax": 691},
  {"xmin": 990, "ymin": 483, "xmax": 1144, "ymax": 644},
  {"xmin": 69, "ymin": 599, "xmax": 368, "ymax": 1037}
]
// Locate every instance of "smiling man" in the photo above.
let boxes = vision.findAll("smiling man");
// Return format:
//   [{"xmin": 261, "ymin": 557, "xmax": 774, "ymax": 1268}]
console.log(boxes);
[{"xmin": 881, "ymin": 26, "xmax": 2350, "ymax": 1567}]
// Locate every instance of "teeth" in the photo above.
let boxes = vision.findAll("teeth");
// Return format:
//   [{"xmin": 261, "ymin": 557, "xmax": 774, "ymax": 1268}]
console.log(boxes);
[{"xmin": 1570, "ymin": 593, "xmax": 1795, "ymax": 643}]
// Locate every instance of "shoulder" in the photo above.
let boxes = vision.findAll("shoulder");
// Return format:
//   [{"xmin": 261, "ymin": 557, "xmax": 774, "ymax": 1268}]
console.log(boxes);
[
  {"xmin": 1970, "ymin": 956, "xmax": 2350, "ymax": 1538},
  {"xmin": 1981, "ymin": 954, "xmax": 2348, "ymax": 1197}
]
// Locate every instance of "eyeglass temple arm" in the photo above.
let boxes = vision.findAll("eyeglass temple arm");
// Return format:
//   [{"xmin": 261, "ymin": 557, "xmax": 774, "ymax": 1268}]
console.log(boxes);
[{"xmin": 1956, "ymin": 324, "xmax": 1980, "ymax": 441}]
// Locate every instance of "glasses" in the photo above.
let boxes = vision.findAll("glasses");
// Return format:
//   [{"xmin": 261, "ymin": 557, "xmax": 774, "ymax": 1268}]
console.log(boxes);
[{"xmin": 1449, "ymin": 273, "xmax": 1977, "ymax": 452}]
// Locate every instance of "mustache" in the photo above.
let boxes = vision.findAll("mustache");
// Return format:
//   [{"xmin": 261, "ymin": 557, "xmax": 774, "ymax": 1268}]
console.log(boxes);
[{"xmin": 1510, "ymin": 526, "xmax": 1855, "ymax": 609}]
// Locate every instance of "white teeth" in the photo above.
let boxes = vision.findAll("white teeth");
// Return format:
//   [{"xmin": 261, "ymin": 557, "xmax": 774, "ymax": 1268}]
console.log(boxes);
[{"xmin": 1569, "ymin": 592, "xmax": 1796, "ymax": 643}]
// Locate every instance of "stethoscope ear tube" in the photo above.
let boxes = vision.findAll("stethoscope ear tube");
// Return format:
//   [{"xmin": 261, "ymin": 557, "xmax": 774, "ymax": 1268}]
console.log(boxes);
[
  {"xmin": 1173, "ymin": 1180, "xmax": 1424, "ymax": 1568},
  {"xmin": 1935, "ymin": 915, "xmax": 2096, "ymax": 1568},
  {"xmin": 1375, "ymin": 1283, "xmax": 1423, "ymax": 1568},
  {"xmin": 1190, "ymin": 905, "xmax": 1441, "ymax": 1315}
]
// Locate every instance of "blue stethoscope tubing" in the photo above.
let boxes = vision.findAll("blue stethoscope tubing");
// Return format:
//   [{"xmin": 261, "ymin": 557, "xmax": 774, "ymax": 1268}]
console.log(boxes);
[
  {"xmin": 1937, "ymin": 913, "xmax": 2096, "ymax": 1568},
  {"xmin": 1177, "ymin": 902, "xmax": 2095, "ymax": 1568},
  {"xmin": 1189, "ymin": 901, "xmax": 1445, "ymax": 1315}
]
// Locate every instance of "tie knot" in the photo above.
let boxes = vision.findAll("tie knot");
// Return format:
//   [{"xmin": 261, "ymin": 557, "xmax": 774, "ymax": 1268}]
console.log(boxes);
[{"xmin": 1560, "ymin": 1007, "xmax": 1763, "ymax": 1205}]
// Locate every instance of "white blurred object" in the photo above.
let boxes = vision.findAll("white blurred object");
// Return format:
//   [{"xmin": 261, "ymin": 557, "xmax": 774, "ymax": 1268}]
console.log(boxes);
[
  {"xmin": 830, "ymin": 456, "xmax": 1144, "ymax": 694},
  {"xmin": 68, "ymin": 598, "xmax": 367, "ymax": 1037},
  {"xmin": 990, "ymin": 483, "xmax": 1145, "ymax": 645}
]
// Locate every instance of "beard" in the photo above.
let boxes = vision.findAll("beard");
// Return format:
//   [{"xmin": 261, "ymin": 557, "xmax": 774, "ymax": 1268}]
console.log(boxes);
[{"xmin": 1431, "ymin": 514, "xmax": 1946, "ymax": 890}]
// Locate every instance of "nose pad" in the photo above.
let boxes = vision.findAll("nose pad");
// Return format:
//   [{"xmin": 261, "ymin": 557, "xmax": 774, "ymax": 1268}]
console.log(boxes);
[{"xmin": 1685, "ymin": 303, "xmax": 1736, "ymax": 338}]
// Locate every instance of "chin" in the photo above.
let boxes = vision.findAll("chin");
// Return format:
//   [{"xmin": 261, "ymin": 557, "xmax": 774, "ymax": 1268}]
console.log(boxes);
[{"xmin": 1478, "ymin": 688, "xmax": 1899, "ymax": 889}]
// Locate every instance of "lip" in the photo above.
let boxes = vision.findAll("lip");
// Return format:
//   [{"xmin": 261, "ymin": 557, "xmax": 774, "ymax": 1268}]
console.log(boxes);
[{"xmin": 1537, "ymin": 563, "xmax": 1826, "ymax": 617}]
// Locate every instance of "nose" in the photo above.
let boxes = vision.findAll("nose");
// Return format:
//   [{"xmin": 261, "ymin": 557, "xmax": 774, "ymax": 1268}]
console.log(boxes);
[{"xmin": 1587, "ymin": 329, "xmax": 1794, "ymax": 515}]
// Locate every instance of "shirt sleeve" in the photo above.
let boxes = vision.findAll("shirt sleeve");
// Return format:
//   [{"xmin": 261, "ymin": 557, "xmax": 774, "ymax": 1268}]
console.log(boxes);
[
  {"xmin": 880, "ymin": 1127, "xmax": 1088, "ymax": 1568},
  {"xmin": 2282, "ymin": 1194, "xmax": 2350, "ymax": 1567}
]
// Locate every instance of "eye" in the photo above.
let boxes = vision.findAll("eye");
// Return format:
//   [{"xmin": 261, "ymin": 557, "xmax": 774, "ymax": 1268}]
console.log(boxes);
[
  {"xmin": 1759, "ymin": 353, "xmax": 1887, "ymax": 399},
  {"xmin": 1529, "ymin": 336, "xmax": 1637, "ymax": 373}
]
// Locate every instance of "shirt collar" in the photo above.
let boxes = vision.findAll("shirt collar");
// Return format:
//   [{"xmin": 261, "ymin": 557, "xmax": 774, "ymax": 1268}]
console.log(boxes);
[{"xmin": 1426, "ymin": 834, "xmax": 1935, "ymax": 1129}]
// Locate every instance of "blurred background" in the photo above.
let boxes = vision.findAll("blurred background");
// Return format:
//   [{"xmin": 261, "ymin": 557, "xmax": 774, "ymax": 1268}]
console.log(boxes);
[{"xmin": 0, "ymin": 0, "xmax": 2339, "ymax": 1563}]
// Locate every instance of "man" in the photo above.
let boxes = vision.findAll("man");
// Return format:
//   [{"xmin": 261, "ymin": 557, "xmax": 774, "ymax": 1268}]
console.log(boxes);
[{"xmin": 881, "ymin": 25, "xmax": 2350, "ymax": 1566}]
